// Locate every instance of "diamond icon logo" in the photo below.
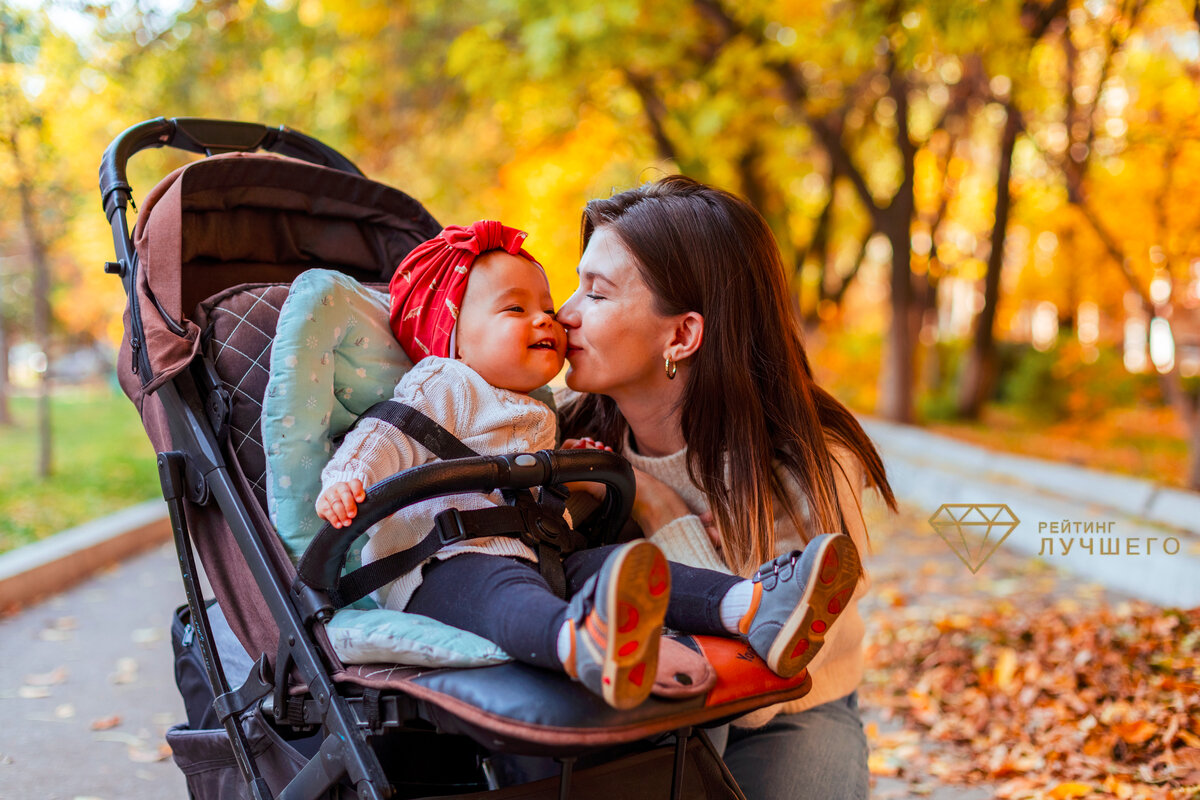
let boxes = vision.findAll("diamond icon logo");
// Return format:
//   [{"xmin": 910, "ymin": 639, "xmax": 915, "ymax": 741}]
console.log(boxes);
[{"xmin": 928, "ymin": 504, "xmax": 1020, "ymax": 573}]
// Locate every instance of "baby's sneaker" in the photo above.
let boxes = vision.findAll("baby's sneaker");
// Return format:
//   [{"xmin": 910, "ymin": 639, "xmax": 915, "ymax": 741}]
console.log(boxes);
[
  {"xmin": 740, "ymin": 533, "xmax": 861, "ymax": 678},
  {"xmin": 563, "ymin": 540, "xmax": 671, "ymax": 709}
]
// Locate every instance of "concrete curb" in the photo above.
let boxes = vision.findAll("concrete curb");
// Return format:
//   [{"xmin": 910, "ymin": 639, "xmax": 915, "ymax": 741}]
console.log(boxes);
[
  {"xmin": 0, "ymin": 499, "xmax": 171, "ymax": 614},
  {"xmin": 862, "ymin": 418, "xmax": 1200, "ymax": 534},
  {"xmin": 862, "ymin": 417, "xmax": 1200, "ymax": 609}
]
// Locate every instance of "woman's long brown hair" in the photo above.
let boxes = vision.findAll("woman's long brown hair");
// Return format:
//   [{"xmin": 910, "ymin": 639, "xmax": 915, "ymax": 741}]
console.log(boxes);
[{"xmin": 559, "ymin": 175, "xmax": 897, "ymax": 575}]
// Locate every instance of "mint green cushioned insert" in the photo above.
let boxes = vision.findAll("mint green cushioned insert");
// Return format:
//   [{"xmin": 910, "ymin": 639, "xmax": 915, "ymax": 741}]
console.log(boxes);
[
  {"xmin": 262, "ymin": 269, "xmax": 410, "ymax": 570},
  {"xmin": 262, "ymin": 268, "xmax": 517, "ymax": 666},
  {"xmin": 325, "ymin": 609, "xmax": 510, "ymax": 668},
  {"xmin": 263, "ymin": 269, "xmax": 559, "ymax": 667}
]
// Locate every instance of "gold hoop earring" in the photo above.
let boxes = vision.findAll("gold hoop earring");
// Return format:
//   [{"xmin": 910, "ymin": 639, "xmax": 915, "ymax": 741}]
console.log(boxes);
[{"xmin": 665, "ymin": 355, "xmax": 677, "ymax": 380}]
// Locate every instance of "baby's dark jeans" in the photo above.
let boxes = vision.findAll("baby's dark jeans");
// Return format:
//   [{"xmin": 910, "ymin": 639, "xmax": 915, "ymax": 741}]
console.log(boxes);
[{"xmin": 405, "ymin": 543, "xmax": 742, "ymax": 670}]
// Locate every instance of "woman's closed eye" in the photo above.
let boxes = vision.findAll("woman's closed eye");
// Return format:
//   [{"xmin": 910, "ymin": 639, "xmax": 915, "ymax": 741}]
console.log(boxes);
[{"xmin": 585, "ymin": 293, "xmax": 606, "ymax": 301}]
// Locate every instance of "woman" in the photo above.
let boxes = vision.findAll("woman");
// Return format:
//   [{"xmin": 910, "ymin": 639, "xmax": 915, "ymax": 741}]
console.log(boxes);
[{"xmin": 556, "ymin": 175, "xmax": 897, "ymax": 800}]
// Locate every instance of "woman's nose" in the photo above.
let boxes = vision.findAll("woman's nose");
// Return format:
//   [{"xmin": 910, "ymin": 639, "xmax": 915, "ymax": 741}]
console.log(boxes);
[{"xmin": 557, "ymin": 291, "xmax": 581, "ymax": 328}]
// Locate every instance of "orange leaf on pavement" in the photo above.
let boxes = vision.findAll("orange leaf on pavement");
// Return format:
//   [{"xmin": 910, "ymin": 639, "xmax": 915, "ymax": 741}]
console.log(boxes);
[
  {"xmin": 1048, "ymin": 782, "xmax": 1094, "ymax": 799},
  {"xmin": 90, "ymin": 714, "xmax": 123, "ymax": 731},
  {"xmin": 1114, "ymin": 720, "xmax": 1158, "ymax": 745}
]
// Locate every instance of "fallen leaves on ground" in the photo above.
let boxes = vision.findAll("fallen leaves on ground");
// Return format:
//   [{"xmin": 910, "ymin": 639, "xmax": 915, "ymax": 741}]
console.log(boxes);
[
  {"xmin": 127, "ymin": 743, "xmax": 172, "ymax": 763},
  {"xmin": 23, "ymin": 666, "xmax": 68, "ymax": 686},
  {"xmin": 90, "ymin": 714, "xmax": 123, "ymax": 731},
  {"xmin": 93, "ymin": 731, "xmax": 172, "ymax": 763},
  {"xmin": 37, "ymin": 616, "xmax": 77, "ymax": 642},
  {"xmin": 857, "ymin": 501, "xmax": 1200, "ymax": 800},
  {"xmin": 108, "ymin": 657, "xmax": 138, "ymax": 685},
  {"xmin": 863, "ymin": 596, "xmax": 1200, "ymax": 799}
]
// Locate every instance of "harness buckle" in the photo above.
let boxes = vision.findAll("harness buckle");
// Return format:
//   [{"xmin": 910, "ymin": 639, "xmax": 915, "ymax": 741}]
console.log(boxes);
[{"xmin": 434, "ymin": 508, "xmax": 467, "ymax": 546}]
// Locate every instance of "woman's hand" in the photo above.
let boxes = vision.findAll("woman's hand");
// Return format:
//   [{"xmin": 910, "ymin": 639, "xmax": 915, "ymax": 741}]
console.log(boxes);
[
  {"xmin": 698, "ymin": 510, "xmax": 723, "ymax": 553},
  {"xmin": 630, "ymin": 466, "xmax": 692, "ymax": 535}
]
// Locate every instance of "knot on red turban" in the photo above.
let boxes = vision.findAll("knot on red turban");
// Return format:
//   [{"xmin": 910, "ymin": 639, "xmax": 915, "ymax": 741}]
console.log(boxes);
[{"xmin": 388, "ymin": 221, "xmax": 539, "ymax": 363}]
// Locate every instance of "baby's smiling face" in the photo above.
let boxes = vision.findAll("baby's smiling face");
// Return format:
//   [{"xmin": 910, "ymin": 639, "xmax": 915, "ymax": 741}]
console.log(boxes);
[{"xmin": 454, "ymin": 250, "xmax": 566, "ymax": 394}]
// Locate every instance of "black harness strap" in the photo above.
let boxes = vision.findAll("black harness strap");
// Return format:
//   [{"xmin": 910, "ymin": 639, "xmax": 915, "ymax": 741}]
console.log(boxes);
[
  {"xmin": 358, "ymin": 401, "xmax": 480, "ymax": 461},
  {"xmin": 330, "ymin": 401, "xmax": 575, "ymax": 607},
  {"xmin": 332, "ymin": 505, "xmax": 529, "ymax": 607}
]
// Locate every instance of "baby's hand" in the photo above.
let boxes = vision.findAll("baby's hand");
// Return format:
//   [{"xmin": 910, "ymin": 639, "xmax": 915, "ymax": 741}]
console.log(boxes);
[
  {"xmin": 562, "ymin": 437, "xmax": 613, "ymax": 452},
  {"xmin": 316, "ymin": 479, "xmax": 366, "ymax": 529}
]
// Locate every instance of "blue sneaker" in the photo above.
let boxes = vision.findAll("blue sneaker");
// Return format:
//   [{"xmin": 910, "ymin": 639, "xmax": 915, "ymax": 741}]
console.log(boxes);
[
  {"xmin": 562, "ymin": 540, "xmax": 671, "ymax": 709},
  {"xmin": 741, "ymin": 533, "xmax": 861, "ymax": 678}
]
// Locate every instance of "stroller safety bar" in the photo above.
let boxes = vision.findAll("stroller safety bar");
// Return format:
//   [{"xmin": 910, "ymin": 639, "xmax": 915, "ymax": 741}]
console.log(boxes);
[
  {"xmin": 296, "ymin": 449, "xmax": 635, "ymax": 596},
  {"xmin": 99, "ymin": 117, "xmax": 362, "ymax": 223}
]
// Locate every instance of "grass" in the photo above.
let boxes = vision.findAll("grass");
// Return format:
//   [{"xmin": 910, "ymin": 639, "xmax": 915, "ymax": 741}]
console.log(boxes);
[{"xmin": 0, "ymin": 386, "xmax": 160, "ymax": 554}]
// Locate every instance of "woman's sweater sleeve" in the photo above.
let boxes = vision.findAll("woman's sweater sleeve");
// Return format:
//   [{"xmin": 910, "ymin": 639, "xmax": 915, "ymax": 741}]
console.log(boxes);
[{"xmin": 650, "ymin": 515, "xmax": 731, "ymax": 574}]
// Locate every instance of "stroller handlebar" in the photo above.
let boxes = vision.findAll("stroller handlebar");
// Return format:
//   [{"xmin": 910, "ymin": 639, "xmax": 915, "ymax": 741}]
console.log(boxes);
[
  {"xmin": 295, "ymin": 449, "xmax": 636, "ymax": 600},
  {"xmin": 99, "ymin": 117, "xmax": 362, "ymax": 221}
]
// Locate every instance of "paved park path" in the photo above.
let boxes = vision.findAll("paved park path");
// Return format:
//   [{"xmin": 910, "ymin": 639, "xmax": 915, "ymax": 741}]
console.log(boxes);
[{"xmin": 0, "ymin": 542, "xmax": 188, "ymax": 799}]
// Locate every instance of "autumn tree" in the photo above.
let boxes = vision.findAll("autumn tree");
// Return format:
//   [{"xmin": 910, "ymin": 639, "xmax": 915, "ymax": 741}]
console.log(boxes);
[
  {"xmin": 416, "ymin": 0, "xmax": 1087, "ymax": 424},
  {"xmin": 1, "ymin": 3, "xmax": 56, "ymax": 475}
]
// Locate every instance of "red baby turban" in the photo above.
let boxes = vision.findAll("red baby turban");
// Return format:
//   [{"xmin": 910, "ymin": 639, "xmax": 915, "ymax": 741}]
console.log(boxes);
[{"xmin": 388, "ymin": 221, "xmax": 539, "ymax": 364}]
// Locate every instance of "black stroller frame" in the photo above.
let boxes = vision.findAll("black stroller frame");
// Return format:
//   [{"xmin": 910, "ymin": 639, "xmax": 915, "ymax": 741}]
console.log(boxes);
[
  {"xmin": 101, "ymin": 118, "xmax": 801, "ymax": 800},
  {"xmin": 102, "ymin": 119, "xmax": 404, "ymax": 799}
]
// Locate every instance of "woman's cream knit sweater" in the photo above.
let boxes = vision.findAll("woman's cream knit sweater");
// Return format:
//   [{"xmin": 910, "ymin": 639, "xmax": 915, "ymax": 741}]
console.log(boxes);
[{"xmin": 620, "ymin": 433, "xmax": 872, "ymax": 724}]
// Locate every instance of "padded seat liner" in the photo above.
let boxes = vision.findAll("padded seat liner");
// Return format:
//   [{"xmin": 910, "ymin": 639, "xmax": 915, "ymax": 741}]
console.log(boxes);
[{"xmin": 336, "ymin": 635, "xmax": 812, "ymax": 755}]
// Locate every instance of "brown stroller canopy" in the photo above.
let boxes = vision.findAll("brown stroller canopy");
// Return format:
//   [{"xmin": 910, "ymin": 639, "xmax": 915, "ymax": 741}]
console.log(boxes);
[{"xmin": 123, "ymin": 151, "xmax": 439, "ymax": 397}]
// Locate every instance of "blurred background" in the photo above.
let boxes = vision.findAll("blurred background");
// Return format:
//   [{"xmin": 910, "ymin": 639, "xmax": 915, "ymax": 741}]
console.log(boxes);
[
  {"xmin": 2, "ymin": 2, "xmax": 1200, "ymax": 798},
  {"xmin": 3, "ymin": 0, "xmax": 1200, "ymax": 553}
]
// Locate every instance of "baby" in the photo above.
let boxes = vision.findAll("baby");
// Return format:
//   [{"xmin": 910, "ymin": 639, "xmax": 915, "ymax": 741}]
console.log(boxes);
[{"xmin": 316, "ymin": 221, "xmax": 859, "ymax": 709}]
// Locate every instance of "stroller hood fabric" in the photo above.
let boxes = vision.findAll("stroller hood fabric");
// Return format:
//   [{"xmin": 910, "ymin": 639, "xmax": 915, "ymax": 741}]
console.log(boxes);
[
  {"xmin": 120, "ymin": 151, "xmax": 439, "ymax": 401},
  {"xmin": 117, "ymin": 152, "xmax": 441, "ymax": 659}
]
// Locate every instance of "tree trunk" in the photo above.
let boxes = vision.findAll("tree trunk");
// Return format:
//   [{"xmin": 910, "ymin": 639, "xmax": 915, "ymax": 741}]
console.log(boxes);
[
  {"xmin": 1188, "ymin": 406, "xmax": 1200, "ymax": 492},
  {"xmin": 958, "ymin": 102, "xmax": 1020, "ymax": 418},
  {"xmin": 10, "ymin": 133, "xmax": 53, "ymax": 478},
  {"xmin": 877, "ymin": 68, "xmax": 918, "ymax": 424},
  {"xmin": 799, "ymin": 179, "xmax": 835, "ymax": 328},
  {"xmin": 0, "ymin": 312, "xmax": 11, "ymax": 426},
  {"xmin": 879, "ymin": 211, "xmax": 916, "ymax": 423}
]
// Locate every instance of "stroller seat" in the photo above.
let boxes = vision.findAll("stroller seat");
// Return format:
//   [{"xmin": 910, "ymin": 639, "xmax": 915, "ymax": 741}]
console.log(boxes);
[
  {"xmin": 193, "ymin": 223, "xmax": 813, "ymax": 756},
  {"xmin": 103, "ymin": 118, "xmax": 817, "ymax": 800}
]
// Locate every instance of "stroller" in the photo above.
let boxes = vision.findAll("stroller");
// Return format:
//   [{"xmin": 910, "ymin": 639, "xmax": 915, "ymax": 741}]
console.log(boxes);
[{"xmin": 101, "ymin": 118, "xmax": 818, "ymax": 800}]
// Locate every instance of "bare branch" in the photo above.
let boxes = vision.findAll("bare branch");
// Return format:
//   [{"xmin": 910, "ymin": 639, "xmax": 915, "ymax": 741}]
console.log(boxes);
[
  {"xmin": 691, "ymin": 0, "xmax": 887, "ymax": 223},
  {"xmin": 622, "ymin": 69, "xmax": 680, "ymax": 163}
]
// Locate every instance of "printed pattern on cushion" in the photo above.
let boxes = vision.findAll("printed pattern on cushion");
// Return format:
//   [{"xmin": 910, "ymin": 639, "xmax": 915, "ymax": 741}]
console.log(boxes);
[{"xmin": 261, "ymin": 269, "xmax": 411, "ymax": 564}]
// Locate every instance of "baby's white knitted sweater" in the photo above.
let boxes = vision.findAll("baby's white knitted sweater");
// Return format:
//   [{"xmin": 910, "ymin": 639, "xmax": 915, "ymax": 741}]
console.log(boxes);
[
  {"xmin": 320, "ymin": 357, "xmax": 554, "ymax": 612},
  {"xmin": 620, "ymin": 432, "xmax": 871, "ymax": 722}
]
